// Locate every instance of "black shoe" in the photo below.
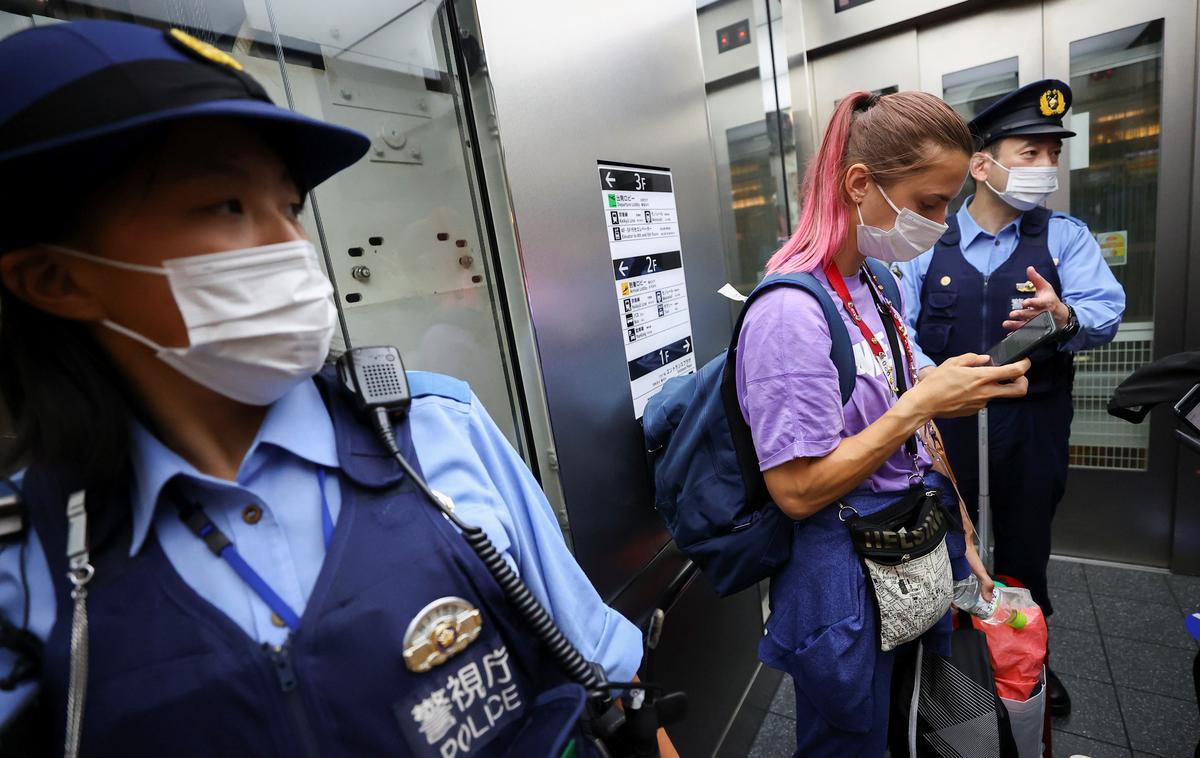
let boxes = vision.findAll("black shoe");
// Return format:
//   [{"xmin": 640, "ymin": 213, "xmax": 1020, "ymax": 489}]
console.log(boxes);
[{"xmin": 1047, "ymin": 667, "xmax": 1071, "ymax": 717}]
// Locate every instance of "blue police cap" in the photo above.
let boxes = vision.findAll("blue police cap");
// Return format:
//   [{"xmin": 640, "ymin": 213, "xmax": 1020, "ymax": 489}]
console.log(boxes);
[
  {"xmin": 0, "ymin": 20, "xmax": 369, "ymax": 192},
  {"xmin": 969, "ymin": 79, "xmax": 1076, "ymax": 149}
]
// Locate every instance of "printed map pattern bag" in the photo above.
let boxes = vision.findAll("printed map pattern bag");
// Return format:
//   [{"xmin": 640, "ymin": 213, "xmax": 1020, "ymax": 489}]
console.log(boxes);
[{"xmin": 840, "ymin": 487, "xmax": 954, "ymax": 651}]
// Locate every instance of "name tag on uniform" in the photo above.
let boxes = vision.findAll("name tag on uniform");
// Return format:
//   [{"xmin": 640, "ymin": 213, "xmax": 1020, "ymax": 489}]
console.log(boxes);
[
  {"xmin": 398, "ymin": 643, "xmax": 526, "ymax": 756},
  {"xmin": 1012, "ymin": 280, "xmax": 1036, "ymax": 312}
]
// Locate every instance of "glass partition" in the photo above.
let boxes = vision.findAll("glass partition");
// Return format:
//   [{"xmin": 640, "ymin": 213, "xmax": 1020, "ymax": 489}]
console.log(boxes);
[
  {"xmin": 942, "ymin": 57, "xmax": 1020, "ymax": 120},
  {"xmin": 696, "ymin": 0, "xmax": 806, "ymax": 299},
  {"xmin": 1065, "ymin": 19, "xmax": 1163, "ymax": 471},
  {"xmin": 942, "ymin": 57, "xmax": 1020, "ymax": 212}
]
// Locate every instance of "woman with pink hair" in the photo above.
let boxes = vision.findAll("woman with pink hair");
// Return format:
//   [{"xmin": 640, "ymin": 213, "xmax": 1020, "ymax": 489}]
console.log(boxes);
[{"xmin": 736, "ymin": 91, "xmax": 1031, "ymax": 753}]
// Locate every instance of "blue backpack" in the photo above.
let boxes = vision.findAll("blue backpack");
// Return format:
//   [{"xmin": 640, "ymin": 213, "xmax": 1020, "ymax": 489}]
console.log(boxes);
[{"xmin": 642, "ymin": 259, "xmax": 902, "ymax": 596}]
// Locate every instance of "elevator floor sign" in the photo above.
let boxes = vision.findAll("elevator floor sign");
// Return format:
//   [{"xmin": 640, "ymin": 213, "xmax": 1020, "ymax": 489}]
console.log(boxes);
[{"xmin": 599, "ymin": 160, "xmax": 696, "ymax": 418}]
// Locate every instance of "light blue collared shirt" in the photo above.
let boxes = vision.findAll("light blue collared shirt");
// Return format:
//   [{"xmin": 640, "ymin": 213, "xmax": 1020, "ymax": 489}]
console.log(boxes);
[
  {"xmin": 0, "ymin": 377, "xmax": 642, "ymax": 724},
  {"xmin": 897, "ymin": 199, "xmax": 1126, "ymax": 368}
]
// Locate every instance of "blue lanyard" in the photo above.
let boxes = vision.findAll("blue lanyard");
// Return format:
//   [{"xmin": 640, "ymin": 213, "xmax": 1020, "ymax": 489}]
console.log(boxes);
[{"xmin": 173, "ymin": 467, "xmax": 334, "ymax": 632}]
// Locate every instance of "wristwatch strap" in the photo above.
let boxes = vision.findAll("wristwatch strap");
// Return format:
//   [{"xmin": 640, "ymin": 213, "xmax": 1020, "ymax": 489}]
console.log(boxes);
[{"xmin": 1059, "ymin": 303, "xmax": 1080, "ymax": 342}]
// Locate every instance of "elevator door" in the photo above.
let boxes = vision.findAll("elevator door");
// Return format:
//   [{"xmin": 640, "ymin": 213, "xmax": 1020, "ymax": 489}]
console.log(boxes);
[
  {"xmin": 808, "ymin": 29, "xmax": 919, "ymax": 131},
  {"xmin": 916, "ymin": 2, "xmax": 1042, "ymax": 213},
  {"xmin": 916, "ymin": 0, "xmax": 1197, "ymax": 566},
  {"xmin": 1044, "ymin": 0, "xmax": 1195, "ymax": 567}
]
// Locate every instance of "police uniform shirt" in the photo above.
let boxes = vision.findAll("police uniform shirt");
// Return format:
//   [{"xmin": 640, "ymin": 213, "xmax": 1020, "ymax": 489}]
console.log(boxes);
[
  {"xmin": 897, "ymin": 198, "xmax": 1126, "ymax": 369},
  {"xmin": 0, "ymin": 375, "xmax": 643, "ymax": 724}
]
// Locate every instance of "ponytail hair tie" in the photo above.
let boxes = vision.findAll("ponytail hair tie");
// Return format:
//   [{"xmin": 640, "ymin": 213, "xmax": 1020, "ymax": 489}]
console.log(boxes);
[{"xmin": 855, "ymin": 93, "xmax": 880, "ymax": 113}]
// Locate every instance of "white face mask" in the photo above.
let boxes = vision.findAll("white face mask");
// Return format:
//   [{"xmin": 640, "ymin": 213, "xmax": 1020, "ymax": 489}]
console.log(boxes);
[
  {"xmin": 51, "ymin": 240, "xmax": 337, "ymax": 406},
  {"xmin": 856, "ymin": 183, "xmax": 949, "ymax": 263},
  {"xmin": 983, "ymin": 155, "xmax": 1058, "ymax": 211}
]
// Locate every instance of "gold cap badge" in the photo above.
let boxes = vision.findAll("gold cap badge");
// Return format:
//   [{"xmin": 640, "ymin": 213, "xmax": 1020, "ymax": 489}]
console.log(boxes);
[
  {"xmin": 168, "ymin": 28, "xmax": 244, "ymax": 72},
  {"xmin": 1039, "ymin": 88, "xmax": 1066, "ymax": 117},
  {"xmin": 403, "ymin": 597, "xmax": 483, "ymax": 673}
]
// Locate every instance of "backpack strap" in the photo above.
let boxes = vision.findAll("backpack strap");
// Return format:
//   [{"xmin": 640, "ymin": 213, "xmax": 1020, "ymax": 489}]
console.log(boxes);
[
  {"xmin": 716, "ymin": 263, "xmax": 902, "ymax": 503},
  {"xmin": 715, "ymin": 269, "xmax": 859, "ymax": 506},
  {"xmin": 718, "ymin": 271, "xmax": 858, "ymax": 508},
  {"xmin": 723, "ymin": 273, "xmax": 857, "ymax": 407}
]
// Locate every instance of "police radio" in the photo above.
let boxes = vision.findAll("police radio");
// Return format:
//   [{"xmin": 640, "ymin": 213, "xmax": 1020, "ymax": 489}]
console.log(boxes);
[
  {"xmin": 336, "ymin": 347, "xmax": 687, "ymax": 756},
  {"xmin": 336, "ymin": 345, "xmax": 412, "ymax": 414}
]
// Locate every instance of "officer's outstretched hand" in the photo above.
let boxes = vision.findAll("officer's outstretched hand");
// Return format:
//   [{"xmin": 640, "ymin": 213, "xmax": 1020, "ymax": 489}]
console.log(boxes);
[
  {"xmin": 1003, "ymin": 266, "xmax": 1069, "ymax": 331},
  {"xmin": 903, "ymin": 354, "xmax": 1030, "ymax": 420}
]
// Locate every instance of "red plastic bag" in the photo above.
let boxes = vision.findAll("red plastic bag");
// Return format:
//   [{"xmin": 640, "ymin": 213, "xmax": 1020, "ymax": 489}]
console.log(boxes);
[{"xmin": 971, "ymin": 605, "xmax": 1048, "ymax": 701}]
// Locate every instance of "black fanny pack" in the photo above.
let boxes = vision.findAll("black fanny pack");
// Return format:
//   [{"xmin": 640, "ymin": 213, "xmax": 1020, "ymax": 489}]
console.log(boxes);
[
  {"xmin": 839, "ymin": 487, "xmax": 954, "ymax": 651},
  {"xmin": 843, "ymin": 486, "xmax": 950, "ymax": 564}
]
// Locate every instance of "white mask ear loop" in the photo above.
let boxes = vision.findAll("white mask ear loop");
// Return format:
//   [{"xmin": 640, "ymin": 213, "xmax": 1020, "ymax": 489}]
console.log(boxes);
[
  {"xmin": 985, "ymin": 154, "xmax": 1013, "ymax": 174},
  {"xmin": 875, "ymin": 183, "xmax": 904, "ymax": 216},
  {"xmin": 42, "ymin": 245, "xmax": 178, "ymax": 351},
  {"xmin": 98, "ymin": 319, "xmax": 173, "ymax": 353},
  {"xmin": 858, "ymin": 184, "xmax": 902, "ymax": 226},
  {"xmin": 43, "ymin": 244, "xmax": 167, "ymax": 275},
  {"xmin": 874, "ymin": 183, "xmax": 915, "ymax": 244},
  {"xmin": 982, "ymin": 155, "xmax": 1009, "ymax": 197}
]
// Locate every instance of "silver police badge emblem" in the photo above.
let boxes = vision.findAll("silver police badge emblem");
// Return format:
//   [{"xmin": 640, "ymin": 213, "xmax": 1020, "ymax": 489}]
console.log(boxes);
[{"xmin": 404, "ymin": 597, "xmax": 483, "ymax": 673}]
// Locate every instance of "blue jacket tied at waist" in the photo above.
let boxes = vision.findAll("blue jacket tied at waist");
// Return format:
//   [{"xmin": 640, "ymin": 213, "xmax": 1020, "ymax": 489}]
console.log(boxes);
[{"xmin": 759, "ymin": 472, "xmax": 967, "ymax": 745}]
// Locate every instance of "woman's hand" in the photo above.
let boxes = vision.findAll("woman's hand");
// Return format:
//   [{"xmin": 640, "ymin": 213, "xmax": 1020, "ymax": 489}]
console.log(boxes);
[
  {"xmin": 657, "ymin": 728, "xmax": 680, "ymax": 758},
  {"xmin": 964, "ymin": 539, "xmax": 995, "ymax": 603},
  {"xmin": 901, "ymin": 354, "xmax": 1031, "ymax": 420}
]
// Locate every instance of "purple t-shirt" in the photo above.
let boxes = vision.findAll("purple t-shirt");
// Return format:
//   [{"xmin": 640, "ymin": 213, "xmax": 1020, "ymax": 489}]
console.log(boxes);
[{"xmin": 734, "ymin": 266, "xmax": 932, "ymax": 493}]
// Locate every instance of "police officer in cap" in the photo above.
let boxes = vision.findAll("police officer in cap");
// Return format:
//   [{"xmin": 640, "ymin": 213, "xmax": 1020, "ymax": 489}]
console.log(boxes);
[
  {"xmin": 0, "ymin": 19, "xmax": 678, "ymax": 756},
  {"xmin": 898, "ymin": 80, "xmax": 1126, "ymax": 716}
]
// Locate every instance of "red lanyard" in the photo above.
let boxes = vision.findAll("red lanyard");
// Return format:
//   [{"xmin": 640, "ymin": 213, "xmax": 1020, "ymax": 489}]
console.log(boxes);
[{"xmin": 823, "ymin": 261, "xmax": 916, "ymax": 395}]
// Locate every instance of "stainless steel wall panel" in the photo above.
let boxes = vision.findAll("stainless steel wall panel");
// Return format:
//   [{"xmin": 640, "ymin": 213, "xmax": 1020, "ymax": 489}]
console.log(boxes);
[
  {"xmin": 800, "ymin": 0, "xmax": 964, "ymax": 52},
  {"xmin": 472, "ymin": 0, "xmax": 733, "ymax": 596}
]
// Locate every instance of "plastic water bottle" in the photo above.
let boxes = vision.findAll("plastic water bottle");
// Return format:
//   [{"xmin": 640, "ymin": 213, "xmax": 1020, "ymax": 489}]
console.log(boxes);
[{"xmin": 952, "ymin": 576, "xmax": 1032, "ymax": 629}]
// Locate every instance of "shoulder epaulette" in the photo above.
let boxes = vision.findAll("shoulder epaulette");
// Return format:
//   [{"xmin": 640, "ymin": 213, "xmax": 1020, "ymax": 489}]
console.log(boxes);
[
  {"xmin": 1050, "ymin": 211, "xmax": 1088, "ymax": 228},
  {"xmin": 406, "ymin": 371, "xmax": 472, "ymax": 405}
]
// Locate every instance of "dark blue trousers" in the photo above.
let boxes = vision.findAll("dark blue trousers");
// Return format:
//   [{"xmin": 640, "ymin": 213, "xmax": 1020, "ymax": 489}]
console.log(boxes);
[{"xmin": 936, "ymin": 389, "xmax": 1074, "ymax": 615}]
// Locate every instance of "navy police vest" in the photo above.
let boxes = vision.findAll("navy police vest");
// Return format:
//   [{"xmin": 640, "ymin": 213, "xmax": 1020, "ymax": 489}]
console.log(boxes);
[
  {"xmin": 26, "ymin": 369, "xmax": 591, "ymax": 757},
  {"xmin": 916, "ymin": 206, "xmax": 1074, "ymax": 397}
]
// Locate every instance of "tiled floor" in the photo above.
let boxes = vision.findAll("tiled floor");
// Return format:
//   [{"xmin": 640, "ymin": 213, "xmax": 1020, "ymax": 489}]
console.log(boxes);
[{"xmin": 746, "ymin": 558, "xmax": 1200, "ymax": 757}]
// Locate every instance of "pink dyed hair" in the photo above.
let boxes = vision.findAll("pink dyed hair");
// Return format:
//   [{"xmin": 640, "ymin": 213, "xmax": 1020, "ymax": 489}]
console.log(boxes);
[{"xmin": 765, "ymin": 91, "xmax": 974, "ymax": 275}]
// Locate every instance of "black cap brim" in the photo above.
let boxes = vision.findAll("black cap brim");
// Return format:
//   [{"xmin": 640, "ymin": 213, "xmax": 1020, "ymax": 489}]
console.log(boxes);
[
  {"xmin": 995, "ymin": 123, "xmax": 1076, "ymax": 140},
  {"xmin": 0, "ymin": 98, "xmax": 370, "ymax": 193},
  {"xmin": 0, "ymin": 100, "xmax": 370, "ymax": 254},
  {"xmin": 984, "ymin": 122, "xmax": 1080, "ymax": 148}
]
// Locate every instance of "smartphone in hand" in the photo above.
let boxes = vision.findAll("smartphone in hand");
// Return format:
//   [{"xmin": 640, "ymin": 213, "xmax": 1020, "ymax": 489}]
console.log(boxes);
[
  {"xmin": 986, "ymin": 310, "xmax": 1058, "ymax": 366},
  {"xmin": 1174, "ymin": 382, "xmax": 1200, "ymax": 436}
]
